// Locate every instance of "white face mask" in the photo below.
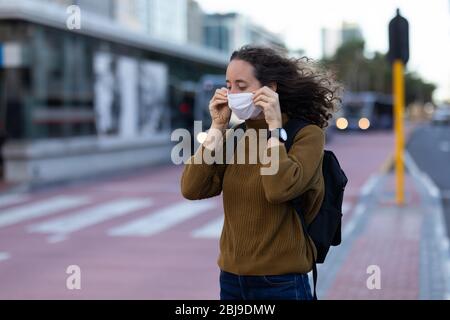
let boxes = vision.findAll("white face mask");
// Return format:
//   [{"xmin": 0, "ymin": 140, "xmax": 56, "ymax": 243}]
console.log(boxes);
[{"xmin": 227, "ymin": 92, "xmax": 263, "ymax": 120}]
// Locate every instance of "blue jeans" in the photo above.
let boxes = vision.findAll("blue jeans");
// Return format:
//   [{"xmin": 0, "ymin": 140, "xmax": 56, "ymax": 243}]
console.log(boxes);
[{"xmin": 219, "ymin": 270, "xmax": 313, "ymax": 300}]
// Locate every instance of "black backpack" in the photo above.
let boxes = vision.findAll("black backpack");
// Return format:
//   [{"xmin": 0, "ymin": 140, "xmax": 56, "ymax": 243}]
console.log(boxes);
[
  {"xmin": 234, "ymin": 118, "xmax": 348, "ymax": 300},
  {"xmin": 284, "ymin": 119, "xmax": 348, "ymax": 300}
]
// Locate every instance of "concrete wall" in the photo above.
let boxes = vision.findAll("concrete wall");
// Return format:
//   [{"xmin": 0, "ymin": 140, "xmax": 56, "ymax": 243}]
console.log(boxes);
[{"xmin": 3, "ymin": 136, "xmax": 173, "ymax": 183}]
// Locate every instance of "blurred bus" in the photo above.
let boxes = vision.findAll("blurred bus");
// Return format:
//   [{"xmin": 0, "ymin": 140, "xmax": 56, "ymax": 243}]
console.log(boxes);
[{"xmin": 334, "ymin": 91, "xmax": 393, "ymax": 131}]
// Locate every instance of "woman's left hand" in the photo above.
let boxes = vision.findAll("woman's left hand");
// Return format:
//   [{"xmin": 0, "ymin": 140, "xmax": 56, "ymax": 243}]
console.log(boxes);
[{"xmin": 253, "ymin": 86, "xmax": 282, "ymax": 129}]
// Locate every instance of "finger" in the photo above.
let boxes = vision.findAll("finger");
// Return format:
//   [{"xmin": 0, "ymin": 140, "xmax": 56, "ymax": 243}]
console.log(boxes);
[
  {"xmin": 253, "ymin": 87, "xmax": 263, "ymax": 97},
  {"xmin": 210, "ymin": 97, "xmax": 224, "ymax": 105},
  {"xmin": 213, "ymin": 94, "xmax": 228, "ymax": 102},
  {"xmin": 214, "ymin": 95, "xmax": 228, "ymax": 102},
  {"xmin": 216, "ymin": 88, "xmax": 228, "ymax": 97},
  {"xmin": 215, "ymin": 93, "xmax": 228, "ymax": 101},
  {"xmin": 253, "ymin": 91, "xmax": 266, "ymax": 101},
  {"xmin": 214, "ymin": 92, "xmax": 226, "ymax": 102},
  {"xmin": 263, "ymin": 86, "xmax": 275, "ymax": 93},
  {"xmin": 262, "ymin": 86, "xmax": 278, "ymax": 97},
  {"xmin": 255, "ymin": 101, "xmax": 270, "ymax": 111},
  {"xmin": 254, "ymin": 87, "xmax": 275, "ymax": 100},
  {"xmin": 253, "ymin": 95, "xmax": 270, "ymax": 104},
  {"xmin": 211, "ymin": 100, "xmax": 227, "ymax": 109},
  {"xmin": 255, "ymin": 96, "xmax": 276, "ymax": 108}
]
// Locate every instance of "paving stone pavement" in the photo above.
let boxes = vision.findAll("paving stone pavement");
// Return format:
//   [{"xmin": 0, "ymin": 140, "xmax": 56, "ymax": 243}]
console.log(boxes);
[{"xmin": 316, "ymin": 171, "xmax": 450, "ymax": 300}]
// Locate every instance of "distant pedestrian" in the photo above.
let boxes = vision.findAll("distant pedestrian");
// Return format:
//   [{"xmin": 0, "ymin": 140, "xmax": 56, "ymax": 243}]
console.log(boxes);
[{"xmin": 181, "ymin": 45, "xmax": 341, "ymax": 300}]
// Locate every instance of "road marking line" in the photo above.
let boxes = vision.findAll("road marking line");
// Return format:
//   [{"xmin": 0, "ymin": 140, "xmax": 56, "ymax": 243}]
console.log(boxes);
[
  {"xmin": 405, "ymin": 150, "xmax": 450, "ymax": 300},
  {"xmin": 0, "ymin": 196, "xmax": 89, "ymax": 229},
  {"xmin": 47, "ymin": 234, "xmax": 68, "ymax": 244},
  {"xmin": 0, "ymin": 194, "xmax": 29, "ymax": 209},
  {"xmin": 441, "ymin": 238, "xmax": 450, "ymax": 252},
  {"xmin": 404, "ymin": 151, "xmax": 441, "ymax": 198},
  {"xmin": 100, "ymin": 185, "xmax": 179, "ymax": 193},
  {"xmin": 342, "ymin": 204, "xmax": 366, "ymax": 239},
  {"xmin": 379, "ymin": 153, "xmax": 393, "ymax": 174},
  {"xmin": 342, "ymin": 221, "xmax": 356, "ymax": 238},
  {"xmin": 108, "ymin": 201, "xmax": 216, "ymax": 237},
  {"xmin": 191, "ymin": 216, "xmax": 224, "ymax": 239},
  {"xmin": 360, "ymin": 174, "xmax": 381, "ymax": 196},
  {"xmin": 28, "ymin": 198, "xmax": 152, "ymax": 236},
  {"xmin": 352, "ymin": 203, "xmax": 366, "ymax": 218},
  {"xmin": 439, "ymin": 141, "xmax": 450, "ymax": 153},
  {"xmin": 342, "ymin": 202, "xmax": 351, "ymax": 216},
  {"xmin": 440, "ymin": 189, "xmax": 450, "ymax": 200},
  {"xmin": 342, "ymin": 172, "xmax": 376, "ymax": 239},
  {"xmin": 0, "ymin": 252, "xmax": 10, "ymax": 262}
]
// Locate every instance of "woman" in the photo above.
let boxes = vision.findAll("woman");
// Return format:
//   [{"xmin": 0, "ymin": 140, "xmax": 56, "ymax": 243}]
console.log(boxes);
[{"xmin": 181, "ymin": 45, "xmax": 341, "ymax": 300}]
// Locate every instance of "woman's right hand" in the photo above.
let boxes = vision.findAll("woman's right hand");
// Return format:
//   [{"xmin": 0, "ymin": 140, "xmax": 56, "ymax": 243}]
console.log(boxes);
[{"xmin": 209, "ymin": 88, "xmax": 231, "ymax": 129}]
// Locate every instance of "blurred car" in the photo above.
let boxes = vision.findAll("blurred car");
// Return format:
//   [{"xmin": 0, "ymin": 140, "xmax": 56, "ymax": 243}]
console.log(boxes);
[
  {"xmin": 194, "ymin": 74, "xmax": 226, "ymax": 131},
  {"xmin": 334, "ymin": 91, "xmax": 393, "ymax": 132},
  {"xmin": 324, "ymin": 117, "xmax": 335, "ymax": 143},
  {"xmin": 432, "ymin": 107, "xmax": 450, "ymax": 126}
]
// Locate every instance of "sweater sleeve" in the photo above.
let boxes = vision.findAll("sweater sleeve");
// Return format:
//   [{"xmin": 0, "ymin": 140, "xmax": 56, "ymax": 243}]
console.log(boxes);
[
  {"xmin": 180, "ymin": 139, "xmax": 228, "ymax": 201},
  {"xmin": 261, "ymin": 125, "xmax": 325, "ymax": 204}
]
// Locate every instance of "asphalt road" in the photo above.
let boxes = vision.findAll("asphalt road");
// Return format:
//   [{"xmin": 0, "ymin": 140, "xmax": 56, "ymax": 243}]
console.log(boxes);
[{"xmin": 407, "ymin": 123, "xmax": 450, "ymax": 236}]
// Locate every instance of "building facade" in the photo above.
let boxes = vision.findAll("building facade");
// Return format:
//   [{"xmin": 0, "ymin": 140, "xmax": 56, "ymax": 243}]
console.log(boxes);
[
  {"xmin": 0, "ymin": 0, "xmax": 227, "ymax": 184},
  {"xmin": 321, "ymin": 22, "xmax": 363, "ymax": 59},
  {"xmin": 0, "ymin": 0, "xmax": 287, "ymax": 184},
  {"xmin": 187, "ymin": 0, "xmax": 203, "ymax": 46},
  {"xmin": 115, "ymin": 0, "xmax": 188, "ymax": 44},
  {"xmin": 203, "ymin": 13, "xmax": 285, "ymax": 54}
]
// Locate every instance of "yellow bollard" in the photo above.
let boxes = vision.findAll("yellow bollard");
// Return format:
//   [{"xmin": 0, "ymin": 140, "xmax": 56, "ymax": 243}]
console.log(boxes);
[{"xmin": 393, "ymin": 60, "xmax": 405, "ymax": 206}]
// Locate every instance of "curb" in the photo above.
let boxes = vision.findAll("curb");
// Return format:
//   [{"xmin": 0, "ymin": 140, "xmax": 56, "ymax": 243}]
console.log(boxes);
[
  {"xmin": 404, "ymin": 151, "xmax": 450, "ymax": 300},
  {"xmin": 0, "ymin": 162, "xmax": 174, "ymax": 196},
  {"xmin": 379, "ymin": 153, "xmax": 394, "ymax": 174}
]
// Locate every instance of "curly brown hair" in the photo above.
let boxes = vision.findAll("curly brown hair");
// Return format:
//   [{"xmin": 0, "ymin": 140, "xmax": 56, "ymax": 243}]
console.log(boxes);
[{"xmin": 230, "ymin": 45, "xmax": 343, "ymax": 128}]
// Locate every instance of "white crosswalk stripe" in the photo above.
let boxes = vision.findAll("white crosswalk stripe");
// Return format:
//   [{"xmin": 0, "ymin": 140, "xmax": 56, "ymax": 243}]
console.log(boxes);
[
  {"xmin": 0, "ymin": 252, "xmax": 10, "ymax": 262},
  {"xmin": 28, "ymin": 198, "xmax": 153, "ymax": 236},
  {"xmin": 47, "ymin": 234, "xmax": 69, "ymax": 244},
  {"xmin": 108, "ymin": 201, "xmax": 216, "ymax": 237},
  {"xmin": 191, "ymin": 216, "xmax": 223, "ymax": 239},
  {"xmin": 342, "ymin": 202, "xmax": 352, "ymax": 215},
  {"xmin": 0, "ymin": 194, "xmax": 29, "ymax": 209},
  {"xmin": 0, "ymin": 196, "xmax": 89, "ymax": 229}
]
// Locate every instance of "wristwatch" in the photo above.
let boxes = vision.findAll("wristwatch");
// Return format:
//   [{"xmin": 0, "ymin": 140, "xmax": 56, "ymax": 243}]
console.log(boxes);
[{"xmin": 268, "ymin": 128, "xmax": 288, "ymax": 143}]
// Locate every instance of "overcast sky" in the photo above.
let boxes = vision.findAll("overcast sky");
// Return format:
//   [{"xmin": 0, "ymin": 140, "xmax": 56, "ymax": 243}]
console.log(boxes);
[{"xmin": 197, "ymin": 0, "xmax": 450, "ymax": 102}]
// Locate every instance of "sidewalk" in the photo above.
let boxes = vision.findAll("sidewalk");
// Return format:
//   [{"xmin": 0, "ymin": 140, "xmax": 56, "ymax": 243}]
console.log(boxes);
[
  {"xmin": 0, "ymin": 180, "xmax": 14, "ymax": 193},
  {"xmin": 316, "ymin": 156, "xmax": 450, "ymax": 300}
]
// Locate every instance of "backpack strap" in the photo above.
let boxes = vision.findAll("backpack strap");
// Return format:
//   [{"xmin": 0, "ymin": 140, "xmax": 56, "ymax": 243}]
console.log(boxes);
[
  {"xmin": 284, "ymin": 118, "xmax": 313, "ymax": 152},
  {"xmin": 297, "ymin": 209, "xmax": 319, "ymax": 300},
  {"xmin": 284, "ymin": 118, "xmax": 319, "ymax": 300}
]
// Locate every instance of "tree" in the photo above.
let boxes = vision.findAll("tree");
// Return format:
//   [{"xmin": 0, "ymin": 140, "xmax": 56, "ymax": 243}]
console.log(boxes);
[{"xmin": 322, "ymin": 40, "xmax": 436, "ymax": 105}]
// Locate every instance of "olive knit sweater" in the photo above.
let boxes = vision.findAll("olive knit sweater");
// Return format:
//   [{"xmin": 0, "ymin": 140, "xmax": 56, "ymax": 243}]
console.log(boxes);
[{"xmin": 181, "ymin": 114, "xmax": 325, "ymax": 275}]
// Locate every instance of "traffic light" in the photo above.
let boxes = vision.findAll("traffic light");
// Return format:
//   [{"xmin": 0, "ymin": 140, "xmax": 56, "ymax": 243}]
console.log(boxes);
[
  {"xmin": 388, "ymin": 9, "xmax": 409, "ymax": 206},
  {"xmin": 388, "ymin": 9, "xmax": 410, "ymax": 65}
]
